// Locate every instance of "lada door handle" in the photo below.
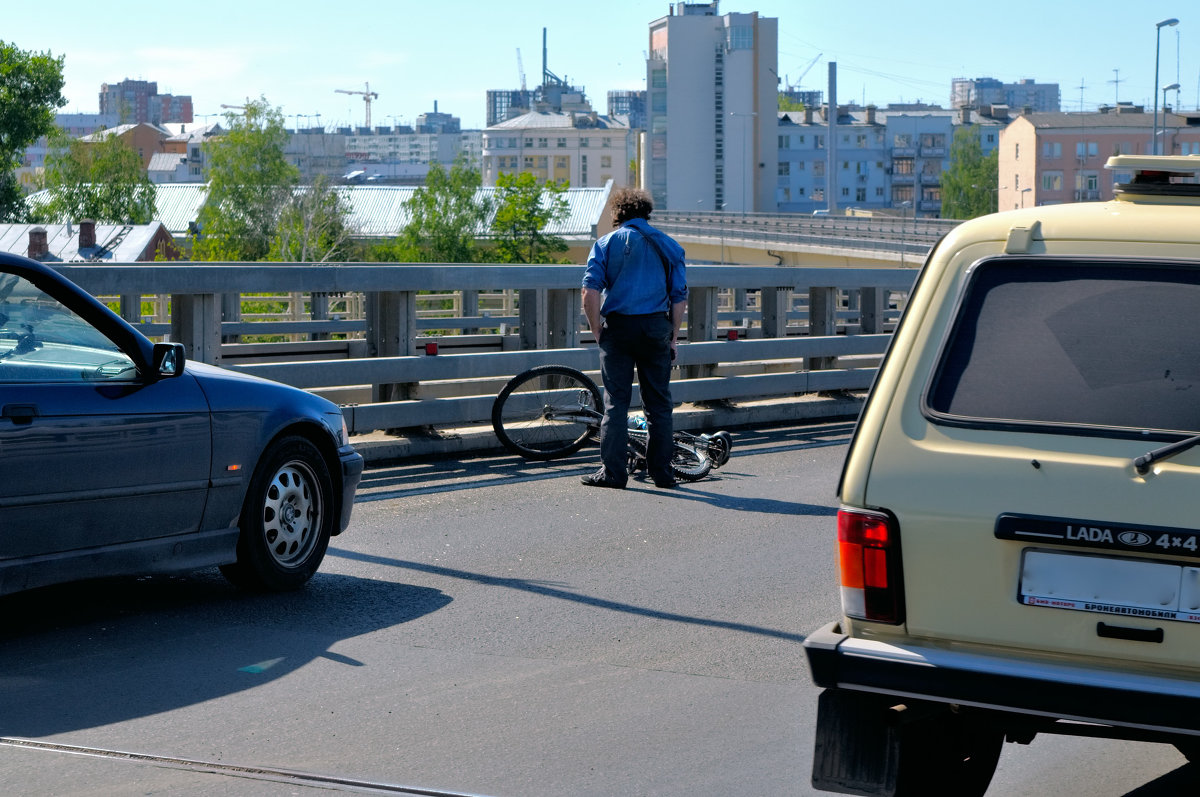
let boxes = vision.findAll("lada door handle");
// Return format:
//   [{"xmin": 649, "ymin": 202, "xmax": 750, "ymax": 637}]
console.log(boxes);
[{"xmin": 2, "ymin": 404, "xmax": 38, "ymax": 425}]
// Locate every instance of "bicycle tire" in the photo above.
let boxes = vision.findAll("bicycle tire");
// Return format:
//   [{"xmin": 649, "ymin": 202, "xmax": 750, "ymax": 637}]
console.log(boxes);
[
  {"xmin": 670, "ymin": 435, "xmax": 713, "ymax": 481},
  {"xmin": 492, "ymin": 365, "xmax": 603, "ymax": 461}
]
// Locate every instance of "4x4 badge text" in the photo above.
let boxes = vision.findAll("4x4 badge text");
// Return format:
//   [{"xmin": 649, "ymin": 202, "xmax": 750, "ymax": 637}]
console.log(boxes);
[{"xmin": 996, "ymin": 514, "xmax": 1200, "ymax": 558}]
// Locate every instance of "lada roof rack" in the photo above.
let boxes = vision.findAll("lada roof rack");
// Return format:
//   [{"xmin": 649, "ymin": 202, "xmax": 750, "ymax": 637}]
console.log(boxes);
[{"xmin": 1108, "ymin": 154, "xmax": 1200, "ymax": 197}]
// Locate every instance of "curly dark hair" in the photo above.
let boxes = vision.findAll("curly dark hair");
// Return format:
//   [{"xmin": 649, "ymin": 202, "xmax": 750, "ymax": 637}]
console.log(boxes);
[{"xmin": 610, "ymin": 187, "xmax": 654, "ymax": 225}]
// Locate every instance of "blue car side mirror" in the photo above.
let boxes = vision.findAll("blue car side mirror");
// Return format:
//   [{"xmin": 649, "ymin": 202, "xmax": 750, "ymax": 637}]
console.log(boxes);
[{"xmin": 152, "ymin": 342, "xmax": 186, "ymax": 378}]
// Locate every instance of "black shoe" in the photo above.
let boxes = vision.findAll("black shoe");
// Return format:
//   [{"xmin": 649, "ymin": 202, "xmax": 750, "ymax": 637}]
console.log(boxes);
[
  {"xmin": 581, "ymin": 469, "xmax": 626, "ymax": 489},
  {"xmin": 651, "ymin": 474, "xmax": 678, "ymax": 489}
]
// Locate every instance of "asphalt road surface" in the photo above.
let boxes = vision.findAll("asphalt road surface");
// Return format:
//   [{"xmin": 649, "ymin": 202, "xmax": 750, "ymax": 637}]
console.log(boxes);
[{"xmin": 0, "ymin": 420, "xmax": 1196, "ymax": 796}]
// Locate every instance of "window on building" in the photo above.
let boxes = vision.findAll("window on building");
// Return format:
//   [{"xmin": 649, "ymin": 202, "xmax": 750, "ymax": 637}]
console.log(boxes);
[
  {"xmin": 1042, "ymin": 141, "xmax": 1062, "ymax": 158},
  {"xmin": 856, "ymin": 188, "xmax": 867, "ymax": 202},
  {"xmin": 875, "ymin": 187, "xmax": 884, "ymax": 197},
  {"xmin": 842, "ymin": 187, "xmax": 850, "ymax": 197},
  {"xmin": 524, "ymin": 138, "xmax": 533, "ymax": 148},
  {"xmin": 580, "ymin": 137, "xmax": 590, "ymax": 147},
  {"xmin": 1089, "ymin": 142, "xmax": 1098, "ymax": 157},
  {"xmin": 857, "ymin": 134, "xmax": 867, "ymax": 147},
  {"xmin": 537, "ymin": 137, "xmax": 548, "ymax": 148},
  {"xmin": 893, "ymin": 185, "xmax": 914, "ymax": 203},
  {"xmin": 602, "ymin": 137, "xmax": 611, "ymax": 147},
  {"xmin": 651, "ymin": 69, "xmax": 667, "ymax": 89},
  {"xmin": 815, "ymin": 135, "xmax": 824, "ymax": 149},
  {"xmin": 813, "ymin": 161, "xmax": 825, "ymax": 176},
  {"xmin": 1042, "ymin": 171, "xmax": 1063, "ymax": 190},
  {"xmin": 556, "ymin": 138, "xmax": 566, "ymax": 148},
  {"xmin": 778, "ymin": 135, "xmax": 789, "ymax": 149},
  {"xmin": 601, "ymin": 155, "xmax": 612, "ymax": 168},
  {"xmin": 779, "ymin": 162, "xmax": 790, "ymax": 176},
  {"xmin": 894, "ymin": 134, "xmax": 912, "ymax": 147},
  {"xmin": 727, "ymin": 25, "xmax": 754, "ymax": 49},
  {"xmin": 894, "ymin": 158, "xmax": 914, "ymax": 175},
  {"xmin": 797, "ymin": 160, "xmax": 806, "ymax": 170},
  {"xmin": 798, "ymin": 187, "xmax": 806, "ymax": 196},
  {"xmin": 1015, "ymin": 143, "xmax": 1020, "ymax": 160}
]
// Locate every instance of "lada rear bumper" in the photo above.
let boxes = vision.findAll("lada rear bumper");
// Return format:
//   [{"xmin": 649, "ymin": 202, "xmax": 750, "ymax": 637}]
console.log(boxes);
[{"xmin": 804, "ymin": 620, "xmax": 1200, "ymax": 736}]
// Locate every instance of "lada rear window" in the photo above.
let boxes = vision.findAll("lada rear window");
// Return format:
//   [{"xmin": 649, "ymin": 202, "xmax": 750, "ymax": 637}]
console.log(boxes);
[{"xmin": 926, "ymin": 257, "xmax": 1200, "ymax": 434}]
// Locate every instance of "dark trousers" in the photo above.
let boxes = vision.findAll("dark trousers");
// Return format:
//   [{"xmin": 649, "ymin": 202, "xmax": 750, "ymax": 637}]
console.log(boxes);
[{"xmin": 597, "ymin": 313, "xmax": 674, "ymax": 482}]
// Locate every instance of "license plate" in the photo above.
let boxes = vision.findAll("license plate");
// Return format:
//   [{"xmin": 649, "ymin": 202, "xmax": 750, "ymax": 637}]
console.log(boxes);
[{"xmin": 1019, "ymin": 549, "xmax": 1200, "ymax": 623}]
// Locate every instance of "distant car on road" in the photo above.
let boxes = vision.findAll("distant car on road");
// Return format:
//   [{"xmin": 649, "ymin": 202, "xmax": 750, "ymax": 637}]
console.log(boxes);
[{"xmin": 0, "ymin": 252, "xmax": 363, "ymax": 595}]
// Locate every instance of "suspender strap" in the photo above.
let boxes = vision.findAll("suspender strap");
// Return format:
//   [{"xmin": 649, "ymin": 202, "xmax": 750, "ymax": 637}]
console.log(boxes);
[{"xmin": 625, "ymin": 224, "xmax": 672, "ymax": 307}]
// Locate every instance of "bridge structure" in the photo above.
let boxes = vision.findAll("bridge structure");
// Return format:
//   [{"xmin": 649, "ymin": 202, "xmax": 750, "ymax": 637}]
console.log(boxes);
[{"xmin": 53, "ymin": 220, "xmax": 945, "ymax": 458}]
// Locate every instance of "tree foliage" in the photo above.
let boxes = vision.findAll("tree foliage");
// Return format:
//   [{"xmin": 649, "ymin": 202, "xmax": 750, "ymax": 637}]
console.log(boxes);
[
  {"xmin": 778, "ymin": 93, "xmax": 805, "ymax": 112},
  {"xmin": 269, "ymin": 174, "xmax": 353, "ymax": 262},
  {"xmin": 0, "ymin": 40, "xmax": 66, "ymax": 221},
  {"xmin": 192, "ymin": 97, "xmax": 299, "ymax": 261},
  {"xmin": 36, "ymin": 130, "xmax": 155, "ymax": 224},
  {"xmin": 490, "ymin": 172, "xmax": 569, "ymax": 264},
  {"xmin": 940, "ymin": 125, "xmax": 999, "ymax": 220},
  {"xmin": 394, "ymin": 155, "xmax": 490, "ymax": 263}
]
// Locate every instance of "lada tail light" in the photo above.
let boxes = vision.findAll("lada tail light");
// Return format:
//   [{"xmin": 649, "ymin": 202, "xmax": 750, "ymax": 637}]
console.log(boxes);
[{"xmin": 837, "ymin": 508, "xmax": 904, "ymax": 624}]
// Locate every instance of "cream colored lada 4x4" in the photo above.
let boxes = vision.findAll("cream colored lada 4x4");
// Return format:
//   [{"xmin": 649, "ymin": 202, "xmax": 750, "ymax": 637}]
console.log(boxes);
[{"xmin": 805, "ymin": 155, "xmax": 1200, "ymax": 796}]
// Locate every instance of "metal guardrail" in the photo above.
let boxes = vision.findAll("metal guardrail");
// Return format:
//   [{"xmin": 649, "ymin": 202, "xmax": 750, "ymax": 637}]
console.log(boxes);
[{"xmin": 54, "ymin": 262, "xmax": 918, "ymax": 436}]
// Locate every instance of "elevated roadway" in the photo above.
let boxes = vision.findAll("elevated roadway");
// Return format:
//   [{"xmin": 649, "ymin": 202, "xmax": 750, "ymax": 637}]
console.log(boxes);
[{"xmin": 654, "ymin": 210, "xmax": 959, "ymax": 267}]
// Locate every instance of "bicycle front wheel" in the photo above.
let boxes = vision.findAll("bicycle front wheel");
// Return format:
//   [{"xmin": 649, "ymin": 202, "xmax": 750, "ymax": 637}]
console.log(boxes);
[
  {"xmin": 492, "ymin": 365, "xmax": 603, "ymax": 460},
  {"xmin": 670, "ymin": 435, "xmax": 713, "ymax": 481}
]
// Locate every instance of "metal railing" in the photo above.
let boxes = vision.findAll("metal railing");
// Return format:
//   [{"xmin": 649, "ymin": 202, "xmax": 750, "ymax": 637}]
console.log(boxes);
[{"xmin": 56, "ymin": 262, "xmax": 919, "ymax": 436}]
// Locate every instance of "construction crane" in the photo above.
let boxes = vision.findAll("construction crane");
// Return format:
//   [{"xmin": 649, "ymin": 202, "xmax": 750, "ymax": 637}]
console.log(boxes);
[
  {"xmin": 788, "ymin": 53, "xmax": 822, "ymax": 91},
  {"xmin": 336, "ymin": 82, "xmax": 379, "ymax": 128}
]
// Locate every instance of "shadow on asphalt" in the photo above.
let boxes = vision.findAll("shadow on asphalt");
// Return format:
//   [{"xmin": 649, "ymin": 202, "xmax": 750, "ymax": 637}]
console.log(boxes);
[
  {"xmin": 1121, "ymin": 763, "xmax": 1200, "ymax": 795},
  {"xmin": 330, "ymin": 548, "xmax": 807, "ymax": 645},
  {"xmin": 355, "ymin": 419, "xmax": 856, "ymax": 506},
  {"xmin": 0, "ymin": 571, "xmax": 450, "ymax": 737}
]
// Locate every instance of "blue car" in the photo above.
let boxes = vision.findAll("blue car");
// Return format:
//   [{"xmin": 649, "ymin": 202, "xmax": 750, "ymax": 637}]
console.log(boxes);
[{"xmin": 0, "ymin": 252, "xmax": 363, "ymax": 595}]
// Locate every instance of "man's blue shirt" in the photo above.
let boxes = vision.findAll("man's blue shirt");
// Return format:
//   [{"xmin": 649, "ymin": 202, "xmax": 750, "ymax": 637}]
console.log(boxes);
[{"xmin": 582, "ymin": 218, "xmax": 687, "ymax": 316}]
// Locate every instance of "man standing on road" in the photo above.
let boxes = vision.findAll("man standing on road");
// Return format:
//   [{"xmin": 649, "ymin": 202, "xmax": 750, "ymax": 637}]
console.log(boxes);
[{"xmin": 580, "ymin": 187, "xmax": 688, "ymax": 489}]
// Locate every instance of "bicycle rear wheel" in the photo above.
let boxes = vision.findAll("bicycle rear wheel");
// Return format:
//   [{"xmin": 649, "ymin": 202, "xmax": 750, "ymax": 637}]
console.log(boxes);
[
  {"xmin": 670, "ymin": 435, "xmax": 713, "ymax": 481},
  {"xmin": 492, "ymin": 365, "xmax": 603, "ymax": 460}
]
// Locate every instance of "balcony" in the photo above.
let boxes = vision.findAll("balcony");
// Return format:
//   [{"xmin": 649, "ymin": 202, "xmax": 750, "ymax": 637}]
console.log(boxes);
[
  {"xmin": 920, "ymin": 174, "xmax": 941, "ymax": 185},
  {"xmin": 892, "ymin": 146, "xmax": 917, "ymax": 157},
  {"xmin": 891, "ymin": 173, "xmax": 915, "ymax": 184},
  {"xmin": 920, "ymin": 146, "xmax": 947, "ymax": 157},
  {"xmin": 1073, "ymin": 189, "xmax": 1102, "ymax": 201}
]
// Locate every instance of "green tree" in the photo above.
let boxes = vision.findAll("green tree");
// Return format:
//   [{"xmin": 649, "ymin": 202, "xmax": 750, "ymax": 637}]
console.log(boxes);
[
  {"xmin": 490, "ymin": 171, "xmax": 569, "ymax": 264},
  {"xmin": 192, "ymin": 97, "xmax": 299, "ymax": 261},
  {"xmin": 397, "ymin": 154, "xmax": 490, "ymax": 263},
  {"xmin": 0, "ymin": 41, "xmax": 66, "ymax": 221},
  {"xmin": 779, "ymin": 93, "xmax": 805, "ymax": 112},
  {"xmin": 36, "ymin": 130, "xmax": 155, "ymax": 224},
  {"xmin": 940, "ymin": 125, "xmax": 999, "ymax": 220},
  {"xmin": 269, "ymin": 174, "xmax": 352, "ymax": 262}
]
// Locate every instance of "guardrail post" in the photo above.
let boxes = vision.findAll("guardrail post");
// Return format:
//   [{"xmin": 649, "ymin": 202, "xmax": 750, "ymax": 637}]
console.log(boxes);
[
  {"xmin": 365, "ymin": 290, "xmax": 416, "ymax": 401},
  {"xmin": 760, "ymin": 287, "xmax": 792, "ymax": 338},
  {"xmin": 859, "ymin": 287, "xmax": 885, "ymax": 334},
  {"xmin": 685, "ymin": 286, "xmax": 719, "ymax": 379},
  {"xmin": 221, "ymin": 292, "xmax": 241, "ymax": 343},
  {"xmin": 518, "ymin": 288, "xmax": 547, "ymax": 350},
  {"xmin": 119, "ymin": 293, "xmax": 141, "ymax": 324},
  {"xmin": 808, "ymin": 287, "xmax": 838, "ymax": 370},
  {"xmin": 309, "ymin": 291, "xmax": 329, "ymax": 341},
  {"xmin": 171, "ymin": 293, "xmax": 222, "ymax": 365},
  {"xmin": 461, "ymin": 289, "xmax": 479, "ymax": 334},
  {"xmin": 546, "ymin": 288, "xmax": 580, "ymax": 348}
]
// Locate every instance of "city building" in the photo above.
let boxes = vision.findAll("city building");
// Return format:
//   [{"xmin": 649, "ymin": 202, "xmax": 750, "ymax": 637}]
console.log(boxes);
[
  {"xmin": 951, "ymin": 77, "xmax": 1060, "ymax": 113},
  {"xmin": 776, "ymin": 105, "xmax": 888, "ymax": 215},
  {"xmin": 646, "ymin": 1, "xmax": 778, "ymax": 212},
  {"xmin": 17, "ymin": 112, "xmax": 120, "ymax": 191},
  {"xmin": 79, "ymin": 123, "xmax": 170, "ymax": 169},
  {"xmin": 486, "ymin": 28, "xmax": 592, "ymax": 127},
  {"xmin": 997, "ymin": 105, "xmax": 1200, "ymax": 210},
  {"xmin": 99, "ymin": 79, "xmax": 193, "ymax": 125},
  {"xmin": 150, "ymin": 123, "xmax": 224, "ymax": 183},
  {"xmin": 482, "ymin": 111, "xmax": 632, "ymax": 188},
  {"xmin": 607, "ymin": 90, "xmax": 647, "ymax": 131},
  {"xmin": 415, "ymin": 102, "xmax": 461, "ymax": 134}
]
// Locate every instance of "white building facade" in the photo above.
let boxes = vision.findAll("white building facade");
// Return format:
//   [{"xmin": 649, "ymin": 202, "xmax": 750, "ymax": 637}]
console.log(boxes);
[
  {"xmin": 645, "ymin": 2, "xmax": 778, "ymax": 212},
  {"xmin": 481, "ymin": 111, "xmax": 632, "ymax": 188}
]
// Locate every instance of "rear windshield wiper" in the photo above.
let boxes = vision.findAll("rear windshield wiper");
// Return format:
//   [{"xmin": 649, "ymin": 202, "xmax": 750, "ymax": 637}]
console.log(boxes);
[{"xmin": 1134, "ymin": 433, "xmax": 1200, "ymax": 474}]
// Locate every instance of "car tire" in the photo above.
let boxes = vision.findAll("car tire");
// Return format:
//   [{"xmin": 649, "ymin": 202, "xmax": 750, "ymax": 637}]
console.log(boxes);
[
  {"xmin": 894, "ymin": 710, "xmax": 1004, "ymax": 797},
  {"xmin": 220, "ymin": 436, "xmax": 334, "ymax": 592}
]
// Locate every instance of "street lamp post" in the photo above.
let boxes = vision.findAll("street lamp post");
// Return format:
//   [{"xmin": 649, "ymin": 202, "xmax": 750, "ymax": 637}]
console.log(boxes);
[
  {"xmin": 1154, "ymin": 18, "xmax": 1179, "ymax": 155},
  {"xmin": 1161, "ymin": 82, "xmax": 1182, "ymax": 154},
  {"xmin": 1020, "ymin": 187, "xmax": 1032, "ymax": 208}
]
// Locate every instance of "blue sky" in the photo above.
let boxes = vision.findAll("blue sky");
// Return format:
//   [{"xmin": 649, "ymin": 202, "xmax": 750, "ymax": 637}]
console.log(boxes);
[{"xmin": 6, "ymin": 0, "xmax": 1197, "ymax": 129}]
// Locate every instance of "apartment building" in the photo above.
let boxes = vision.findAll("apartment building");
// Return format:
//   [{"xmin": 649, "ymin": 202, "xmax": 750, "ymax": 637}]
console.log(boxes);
[
  {"xmin": 646, "ymin": 1, "xmax": 778, "ymax": 212},
  {"xmin": 997, "ymin": 106, "xmax": 1200, "ymax": 210},
  {"xmin": 951, "ymin": 77, "xmax": 1060, "ymax": 112},
  {"xmin": 776, "ymin": 106, "xmax": 888, "ymax": 214},
  {"xmin": 481, "ymin": 111, "xmax": 632, "ymax": 188},
  {"xmin": 99, "ymin": 79, "xmax": 193, "ymax": 125}
]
